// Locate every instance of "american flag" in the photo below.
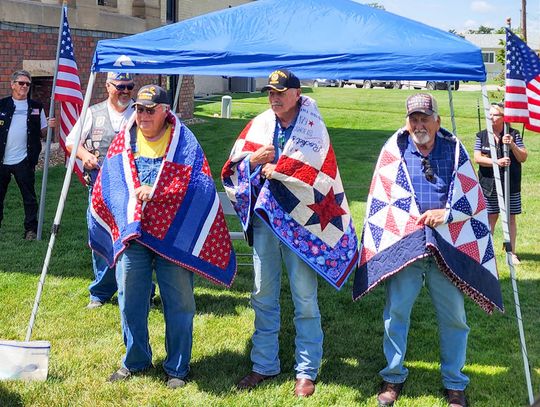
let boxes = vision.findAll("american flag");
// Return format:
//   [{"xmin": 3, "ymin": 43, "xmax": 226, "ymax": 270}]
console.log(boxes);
[
  {"xmin": 504, "ymin": 28, "xmax": 540, "ymax": 133},
  {"xmin": 54, "ymin": 6, "xmax": 84, "ymax": 183}
]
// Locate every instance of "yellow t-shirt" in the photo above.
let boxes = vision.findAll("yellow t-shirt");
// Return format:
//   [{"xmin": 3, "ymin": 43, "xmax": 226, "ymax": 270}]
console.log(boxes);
[{"xmin": 135, "ymin": 125, "xmax": 172, "ymax": 158}]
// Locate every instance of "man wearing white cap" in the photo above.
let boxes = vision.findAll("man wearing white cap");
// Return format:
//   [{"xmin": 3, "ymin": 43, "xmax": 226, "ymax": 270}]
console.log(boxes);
[{"xmin": 66, "ymin": 72, "xmax": 137, "ymax": 309}]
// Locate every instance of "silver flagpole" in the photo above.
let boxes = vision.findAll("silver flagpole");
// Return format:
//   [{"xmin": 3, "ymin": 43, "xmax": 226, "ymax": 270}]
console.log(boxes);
[
  {"xmin": 446, "ymin": 81, "xmax": 457, "ymax": 135},
  {"xmin": 480, "ymin": 83, "xmax": 534, "ymax": 405},
  {"xmin": 37, "ymin": 2, "xmax": 66, "ymax": 240},
  {"xmin": 26, "ymin": 72, "xmax": 96, "ymax": 341}
]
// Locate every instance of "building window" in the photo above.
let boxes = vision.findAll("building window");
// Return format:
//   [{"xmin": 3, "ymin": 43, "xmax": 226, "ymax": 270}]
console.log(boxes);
[
  {"xmin": 482, "ymin": 52, "xmax": 495, "ymax": 64},
  {"xmin": 97, "ymin": 0, "xmax": 117, "ymax": 7}
]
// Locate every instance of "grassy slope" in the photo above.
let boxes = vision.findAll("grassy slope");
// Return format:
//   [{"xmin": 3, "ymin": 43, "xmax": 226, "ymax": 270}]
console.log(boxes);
[{"xmin": 0, "ymin": 87, "xmax": 538, "ymax": 406}]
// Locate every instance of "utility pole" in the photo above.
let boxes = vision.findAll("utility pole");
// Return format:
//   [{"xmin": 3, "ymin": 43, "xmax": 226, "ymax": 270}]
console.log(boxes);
[{"xmin": 521, "ymin": 0, "xmax": 527, "ymax": 42}]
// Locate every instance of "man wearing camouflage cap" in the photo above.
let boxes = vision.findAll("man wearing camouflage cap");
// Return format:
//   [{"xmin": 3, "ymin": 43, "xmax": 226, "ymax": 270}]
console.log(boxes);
[
  {"xmin": 353, "ymin": 94, "xmax": 503, "ymax": 407},
  {"xmin": 66, "ymin": 72, "xmax": 138, "ymax": 309}
]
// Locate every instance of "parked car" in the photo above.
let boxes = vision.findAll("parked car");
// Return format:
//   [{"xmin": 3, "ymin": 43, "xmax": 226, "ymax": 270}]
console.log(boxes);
[
  {"xmin": 341, "ymin": 79, "xmax": 402, "ymax": 89},
  {"xmin": 300, "ymin": 79, "xmax": 341, "ymax": 88},
  {"xmin": 402, "ymin": 80, "xmax": 460, "ymax": 91}
]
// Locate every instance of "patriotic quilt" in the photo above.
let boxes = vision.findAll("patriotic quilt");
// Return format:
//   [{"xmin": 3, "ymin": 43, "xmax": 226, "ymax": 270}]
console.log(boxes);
[
  {"xmin": 221, "ymin": 96, "xmax": 358, "ymax": 290},
  {"xmin": 89, "ymin": 113, "xmax": 237, "ymax": 287},
  {"xmin": 353, "ymin": 128, "xmax": 503, "ymax": 313}
]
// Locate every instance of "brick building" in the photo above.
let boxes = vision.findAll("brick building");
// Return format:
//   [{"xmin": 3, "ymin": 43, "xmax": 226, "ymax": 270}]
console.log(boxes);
[{"xmin": 0, "ymin": 0, "xmax": 252, "ymax": 123}]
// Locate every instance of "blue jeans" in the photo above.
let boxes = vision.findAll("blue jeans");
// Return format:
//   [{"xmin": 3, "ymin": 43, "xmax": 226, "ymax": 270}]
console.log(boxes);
[
  {"xmin": 87, "ymin": 188, "xmax": 117, "ymax": 302},
  {"xmin": 380, "ymin": 256, "xmax": 470, "ymax": 390},
  {"xmin": 250, "ymin": 216, "xmax": 323, "ymax": 381},
  {"xmin": 116, "ymin": 242, "xmax": 195, "ymax": 378}
]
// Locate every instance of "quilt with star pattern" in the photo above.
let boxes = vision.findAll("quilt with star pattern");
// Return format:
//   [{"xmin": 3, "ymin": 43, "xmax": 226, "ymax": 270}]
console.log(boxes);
[
  {"xmin": 352, "ymin": 128, "xmax": 503, "ymax": 313},
  {"xmin": 221, "ymin": 96, "xmax": 358, "ymax": 290},
  {"xmin": 89, "ymin": 113, "xmax": 237, "ymax": 287}
]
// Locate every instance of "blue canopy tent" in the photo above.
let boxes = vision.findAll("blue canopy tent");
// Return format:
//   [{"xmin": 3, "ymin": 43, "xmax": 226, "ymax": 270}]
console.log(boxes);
[
  {"xmin": 42, "ymin": 1, "xmax": 534, "ymax": 401},
  {"xmin": 91, "ymin": 0, "xmax": 486, "ymax": 81}
]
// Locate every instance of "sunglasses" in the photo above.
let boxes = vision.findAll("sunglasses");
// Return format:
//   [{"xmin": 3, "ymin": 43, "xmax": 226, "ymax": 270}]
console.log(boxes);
[
  {"xmin": 421, "ymin": 157, "xmax": 435, "ymax": 182},
  {"xmin": 108, "ymin": 82, "xmax": 135, "ymax": 91},
  {"xmin": 16, "ymin": 81, "xmax": 31, "ymax": 87},
  {"xmin": 136, "ymin": 106, "xmax": 157, "ymax": 115}
]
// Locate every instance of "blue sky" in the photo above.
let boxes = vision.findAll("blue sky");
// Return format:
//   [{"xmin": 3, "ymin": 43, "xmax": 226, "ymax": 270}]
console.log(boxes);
[{"xmin": 371, "ymin": 0, "xmax": 539, "ymax": 36}]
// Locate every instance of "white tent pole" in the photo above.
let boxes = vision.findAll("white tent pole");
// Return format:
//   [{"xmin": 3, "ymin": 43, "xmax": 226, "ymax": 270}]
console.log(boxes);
[
  {"xmin": 480, "ymin": 83, "xmax": 534, "ymax": 405},
  {"xmin": 446, "ymin": 82, "xmax": 457, "ymax": 135},
  {"xmin": 37, "ymin": 4, "xmax": 66, "ymax": 240},
  {"xmin": 26, "ymin": 72, "xmax": 96, "ymax": 342},
  {"xmin": 172, "ymin": 75, "xmax": 183, "ymax": 113}
]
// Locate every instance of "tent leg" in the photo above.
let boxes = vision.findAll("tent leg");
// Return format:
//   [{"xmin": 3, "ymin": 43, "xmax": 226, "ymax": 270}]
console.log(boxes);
[
  {"xmin": 26, "ymin": 72, "xmax": 97, "ymax": 342},
  {"xmin": 480, "ymin": 83, "xmax": 534, "ymax": 405},
  {"xmin": 172, "ymin": 75, "xmax": 183, "ymax": 114}
]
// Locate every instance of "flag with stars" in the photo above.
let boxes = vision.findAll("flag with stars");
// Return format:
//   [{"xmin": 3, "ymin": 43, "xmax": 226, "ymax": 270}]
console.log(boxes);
[
  {"xmin": 54, "ymin": 6, "xmax": 85, "ymax": 184},
  {"xmin": 353, "ymin": 128, "xmax": 503, "ymax": 314},
  {"xmin": 89, "ymin": 113, "xmax": 237, "ymax": 287},
  {"xmin": 504, "ymin": 28, "xmax": 540, "ymax": 133},
  {"xmin": 221, "ymin": 96, "xmax": 358, "ymax": 290}
]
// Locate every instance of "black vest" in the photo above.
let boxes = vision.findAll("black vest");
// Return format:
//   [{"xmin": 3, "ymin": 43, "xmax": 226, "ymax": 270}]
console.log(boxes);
[
  {"xmin": 0, "ymin": 96, "xmax": 43, "ymax": 167},
  {"xmin": 476, "ymin": 127, "xmax": 522, "ymax": 194}
]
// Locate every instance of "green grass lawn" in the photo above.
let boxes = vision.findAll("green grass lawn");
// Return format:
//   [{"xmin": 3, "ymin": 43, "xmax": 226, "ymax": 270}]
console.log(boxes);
[{"xmin": 1, "ymin": 87, "xmax": 539, "ymax": 406}]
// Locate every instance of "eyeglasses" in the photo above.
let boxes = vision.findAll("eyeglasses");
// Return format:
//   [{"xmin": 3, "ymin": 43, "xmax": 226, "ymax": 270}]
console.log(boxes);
[
  {"xmin": 16, "ymin": 81, "xmax": 31, "ymax": 87},
  {"xmin": 490, "ymin": 113, "xmax": 503, "ymax": 117},
  {"xmin": 108, "ymin": 82, "xmax": 135, "ymax": 91},
  {"xmin": 421, "ymin": 157, "xmax": 435, "ymax": 182},
  {"xmin": 136, "ymin": 106, "xmax": 157, "ymax": 115}
]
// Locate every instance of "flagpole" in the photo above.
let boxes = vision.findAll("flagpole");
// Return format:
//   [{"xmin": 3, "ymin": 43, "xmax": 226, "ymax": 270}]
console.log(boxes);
[
  {"xmin": 27, "ymin": 72, "xmax": 96, "ymax": 341},
  {"xmin": 37, "ymin": 2, "xmax": 66, "ymax": 240},
  {"xmin": 446, "ymin": 81, "xmax": 457, "ymax": 135},
  {"xmin": 504, "ymin": 21, "xmax": 534, "ymax": 405}
]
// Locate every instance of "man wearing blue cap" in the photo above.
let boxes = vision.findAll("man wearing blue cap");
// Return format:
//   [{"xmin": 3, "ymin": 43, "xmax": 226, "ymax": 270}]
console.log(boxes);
[{"xmin": 66, "ymin": 72, "xmax": 137, "ymax": 309}]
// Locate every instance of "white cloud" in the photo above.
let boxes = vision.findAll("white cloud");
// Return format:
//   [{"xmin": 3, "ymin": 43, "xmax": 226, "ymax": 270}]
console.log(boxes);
[
  {"xmin": 464, "ymin": 19, "xmax": 478, "ymax": 28},
  {"xmin": 470, "ymin": 1, "xmax": 494, "ymax": 13}
]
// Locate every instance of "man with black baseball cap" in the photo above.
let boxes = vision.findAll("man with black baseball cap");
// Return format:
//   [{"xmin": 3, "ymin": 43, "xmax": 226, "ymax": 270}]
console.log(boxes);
[
  {"xmin": 66, "ymin": 71, "xmax": 137, "ymax": 309},
  {"xmin": 222, "ymin": 69, "xmax": 358, "ymax": 398}
]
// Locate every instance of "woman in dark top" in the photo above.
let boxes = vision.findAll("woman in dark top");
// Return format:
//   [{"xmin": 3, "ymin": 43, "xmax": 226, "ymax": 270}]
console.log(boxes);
[{"xmin": 473, "ymin": 103, "xmax": 528, "ymax": 264}]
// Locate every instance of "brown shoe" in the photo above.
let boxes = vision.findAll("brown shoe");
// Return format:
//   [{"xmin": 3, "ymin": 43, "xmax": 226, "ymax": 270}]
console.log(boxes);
[
  {"xmin": 294, "ymin": 378, "xmax": 315, "ymax": 397},
  {"xmin": 236, "ymin": 371, "xmax": 277, "ymax": 390},
  {"xmin": 444, "ymin": 389, "xmax": 467, "ymax": 407},
  {"xmin": 377, "ymin": 381, "xmax": 404, "ymax": 406}
]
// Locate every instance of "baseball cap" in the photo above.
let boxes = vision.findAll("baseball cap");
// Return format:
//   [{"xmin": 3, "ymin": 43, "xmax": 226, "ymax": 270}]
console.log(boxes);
[
  {"xmin": 106, "ymin": 72, "xmax": 133, "ymax": 82},
  {"xmin": 262, "ymin": 69, "xmax": 301, "ymax": 92},
  {"xmin": 406, "ymin": 93, "xmax": 438, "ymax": 116},
  {"xmin": 134, "ymin": 85, "xmax": 168, "ymax": 108}
]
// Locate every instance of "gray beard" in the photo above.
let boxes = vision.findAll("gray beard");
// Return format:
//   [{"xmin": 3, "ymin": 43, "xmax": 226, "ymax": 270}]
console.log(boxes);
[{"xmin": 411, "ymin": 131, "xmax": 430, "ymax": 146}]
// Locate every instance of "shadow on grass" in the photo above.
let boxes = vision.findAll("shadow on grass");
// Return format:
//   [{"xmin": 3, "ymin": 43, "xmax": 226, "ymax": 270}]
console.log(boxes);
[{"xmin": 0, "ymin": 383, "xmax": 23, "ymax": 407}]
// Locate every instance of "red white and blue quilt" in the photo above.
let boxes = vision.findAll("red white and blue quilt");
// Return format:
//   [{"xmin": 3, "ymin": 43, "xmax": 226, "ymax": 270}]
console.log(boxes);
[
  {"xmin": 221, "ymin": 96, "xmax": 358, "ymax": 290},
  {"xmin": 353, "ymin": 128, "xmax": 503, "ymax": 313},
  {"xmin": 89, "ymin": 113, "xmax": 237, "ymax": 287}
]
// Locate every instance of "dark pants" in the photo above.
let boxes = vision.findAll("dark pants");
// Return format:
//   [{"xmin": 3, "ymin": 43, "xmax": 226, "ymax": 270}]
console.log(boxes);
[{"xmin": 0, "ymin": 158, "xmax": 38, "ymax": 233}]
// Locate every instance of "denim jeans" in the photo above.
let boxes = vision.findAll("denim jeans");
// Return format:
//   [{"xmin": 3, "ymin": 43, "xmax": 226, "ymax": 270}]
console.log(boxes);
[
  {"xmin": 86, "ymin": 188, "xmax": 117, "ymax": 302},
  {"xmin": 380, "ymin": 256, "xmax": 470, "ymax": 390},
  {"xmin": 116, "ymin": 242, "xmax": 195, "ymax": 378},
  {"xmin": 0, "ymin": 159, "xmax": 38, "ymax": 233},
  {"xmin": 250, "ymin": 216, "xmax": 323, "ymax": 381}
]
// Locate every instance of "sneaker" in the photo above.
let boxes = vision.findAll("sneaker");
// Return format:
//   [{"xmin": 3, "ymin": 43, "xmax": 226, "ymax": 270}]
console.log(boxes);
[
  {"xmin": 166, "ymin": 375, "xmax": 187, "ymax": 389},
  {"xmin": 108, "ymin": 367, "xmax": 131, "ymax": 382},
  {"xmin": 24, "ymin": 230, "xmax": 37, "ymax": 240},
  {"xmin": 87, "ymin": 300, "xmax": 104, "ymax": 309}
]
